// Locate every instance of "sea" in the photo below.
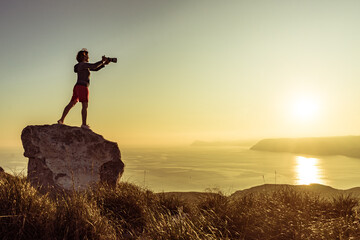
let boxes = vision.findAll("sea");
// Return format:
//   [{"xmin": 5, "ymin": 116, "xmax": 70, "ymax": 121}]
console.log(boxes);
[{"xmin": 1, "ymin": 146, "xmax": 360, "ymax": 193}]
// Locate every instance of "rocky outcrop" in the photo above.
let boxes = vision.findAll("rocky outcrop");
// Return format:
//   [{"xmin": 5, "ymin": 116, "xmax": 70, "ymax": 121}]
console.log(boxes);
[{"xmin": 21, "ymin": 124, "xmax": 124, "ymax": 192}]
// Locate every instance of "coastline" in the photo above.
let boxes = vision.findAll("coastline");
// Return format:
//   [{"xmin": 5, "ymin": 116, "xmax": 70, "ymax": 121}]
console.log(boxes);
[{"xmin": 2, "ymin": 145, "xmax": 360, "ymax": 194}]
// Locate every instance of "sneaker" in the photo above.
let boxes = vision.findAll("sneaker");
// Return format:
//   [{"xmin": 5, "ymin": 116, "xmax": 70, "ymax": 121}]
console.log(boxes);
[
  {"xmin": 57, "ymin": 120, "xmax": 64, "ymax": 125},
  {"xmin": 81, "ymin": 124, "xmax": 90, "ymax": 129}
]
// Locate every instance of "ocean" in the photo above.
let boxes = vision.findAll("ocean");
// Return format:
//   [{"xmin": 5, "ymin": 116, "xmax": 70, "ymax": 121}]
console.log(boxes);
[{"xmin": 1, "ymin": 146, "xmax": 360, "ymax": 193}]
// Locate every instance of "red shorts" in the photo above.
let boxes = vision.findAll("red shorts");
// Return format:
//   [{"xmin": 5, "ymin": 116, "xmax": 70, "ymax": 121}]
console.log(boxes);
[{"xmin": 71, "ymin": 85, "xmax": 89, "ymax": 102}]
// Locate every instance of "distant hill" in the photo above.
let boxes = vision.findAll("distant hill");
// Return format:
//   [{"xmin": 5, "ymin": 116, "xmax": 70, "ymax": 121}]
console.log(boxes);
[
  {"xmin": 191, "ymin": 139, "xmax": 258, "ymax": 147},
  {"xmin": 250, "ymin": 136, "xmax": 360, "ymax": 158},
  {"xmin": 230, "ymin": 184, "xmax": 360, "ymax": 199},
  {"xmin": 163, "ymin": 184, "xmax": 360, "ymax": 201}
]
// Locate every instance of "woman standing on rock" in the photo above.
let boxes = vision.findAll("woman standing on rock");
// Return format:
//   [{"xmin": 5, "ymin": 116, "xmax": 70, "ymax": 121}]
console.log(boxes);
[{"xmin": 58, "ymin": 48, "xmax": 110, "ymax": 129}]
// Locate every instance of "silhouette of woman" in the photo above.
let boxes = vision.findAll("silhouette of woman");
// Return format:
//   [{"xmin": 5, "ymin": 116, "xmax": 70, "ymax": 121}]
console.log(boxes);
[{"xmin": 58, "ymin": 48, "xmax": 110, "ymax": 129}]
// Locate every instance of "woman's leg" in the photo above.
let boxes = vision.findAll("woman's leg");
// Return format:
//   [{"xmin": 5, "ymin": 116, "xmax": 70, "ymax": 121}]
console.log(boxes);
[
  {"xmin": 81, "ymin": 102, "xmax": 88, "ymax": 126},
  {"xmin": 58, "ymin": 100, "xmax": 77, "ymax": 124}
]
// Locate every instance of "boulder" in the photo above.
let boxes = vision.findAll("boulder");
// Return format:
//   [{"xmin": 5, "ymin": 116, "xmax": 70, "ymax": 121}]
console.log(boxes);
[{"xmin": 21, "ymin": 124, "xmax": 124, "ymax": 192}]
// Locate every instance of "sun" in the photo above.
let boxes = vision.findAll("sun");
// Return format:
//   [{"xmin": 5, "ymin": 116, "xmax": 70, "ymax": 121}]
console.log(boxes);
[{"xmin": 292, "ymin": 97, "xmax": 319, "ymax": 121}]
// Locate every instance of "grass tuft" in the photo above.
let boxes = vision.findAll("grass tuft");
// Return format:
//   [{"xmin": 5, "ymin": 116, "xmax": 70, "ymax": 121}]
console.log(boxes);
[{"xmin": 0, "ymin": 175, "xmax": 359, "ymax": 239}]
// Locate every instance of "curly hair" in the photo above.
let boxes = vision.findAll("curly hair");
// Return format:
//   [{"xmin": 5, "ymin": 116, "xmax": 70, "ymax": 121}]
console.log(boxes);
[{"xmin": 76, "ymin": 49, "xmax": 88, "ymax": 62}]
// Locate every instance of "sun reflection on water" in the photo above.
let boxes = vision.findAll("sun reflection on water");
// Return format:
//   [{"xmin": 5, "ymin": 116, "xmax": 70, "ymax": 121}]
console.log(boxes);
[{"xmin": 295, "ymin": 156, "xmax": 324, "ymax": 185}]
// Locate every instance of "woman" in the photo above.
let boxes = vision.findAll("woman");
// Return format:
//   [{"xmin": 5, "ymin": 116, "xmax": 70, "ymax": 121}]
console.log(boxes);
[{"xmin": 58, "ymin": 48, "xmax": 110, "ymax": 129}]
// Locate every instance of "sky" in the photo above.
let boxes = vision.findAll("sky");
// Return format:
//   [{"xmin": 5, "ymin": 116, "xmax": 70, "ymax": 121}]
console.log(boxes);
[{"xmin": 1, "ymin": 0, "xmax": 360, "ymax": 147}]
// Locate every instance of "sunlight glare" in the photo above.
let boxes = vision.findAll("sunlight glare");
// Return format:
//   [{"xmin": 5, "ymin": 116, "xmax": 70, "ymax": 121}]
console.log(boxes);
[
  {"xmin": 295, "ymin": 156, "xmax": 323, "ymax": 185},
  {"xmin": 292, "ymin": 97, "xmax": 319, "ymax": 121}
]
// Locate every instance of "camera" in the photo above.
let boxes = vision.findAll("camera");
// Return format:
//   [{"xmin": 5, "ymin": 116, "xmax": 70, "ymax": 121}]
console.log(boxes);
[{"xmin": 107, "ymin": 57, "xmax": 117, "ymax": 63}]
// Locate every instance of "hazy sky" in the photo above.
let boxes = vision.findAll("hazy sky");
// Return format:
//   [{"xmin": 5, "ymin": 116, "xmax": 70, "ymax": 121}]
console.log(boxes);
[{"xmin": 1, "ymin": 0, "xmax": 360, "ymax": 147}]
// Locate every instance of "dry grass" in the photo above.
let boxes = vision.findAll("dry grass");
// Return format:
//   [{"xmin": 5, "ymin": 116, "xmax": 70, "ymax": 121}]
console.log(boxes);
[{"xmin": 0, "ymin": 174, "xmax": 359, "ymax": 239}]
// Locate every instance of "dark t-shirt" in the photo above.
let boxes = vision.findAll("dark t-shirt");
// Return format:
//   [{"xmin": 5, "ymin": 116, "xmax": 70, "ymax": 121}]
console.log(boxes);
[{"xmin": 74, "ymin": 61, "xmax": 105, "ymax": 87}]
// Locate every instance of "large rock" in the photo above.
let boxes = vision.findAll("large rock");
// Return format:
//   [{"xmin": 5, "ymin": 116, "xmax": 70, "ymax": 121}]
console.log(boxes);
[{"xmin": 21, "ymin": 124, "xmax": 124, "ymax": 191}]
